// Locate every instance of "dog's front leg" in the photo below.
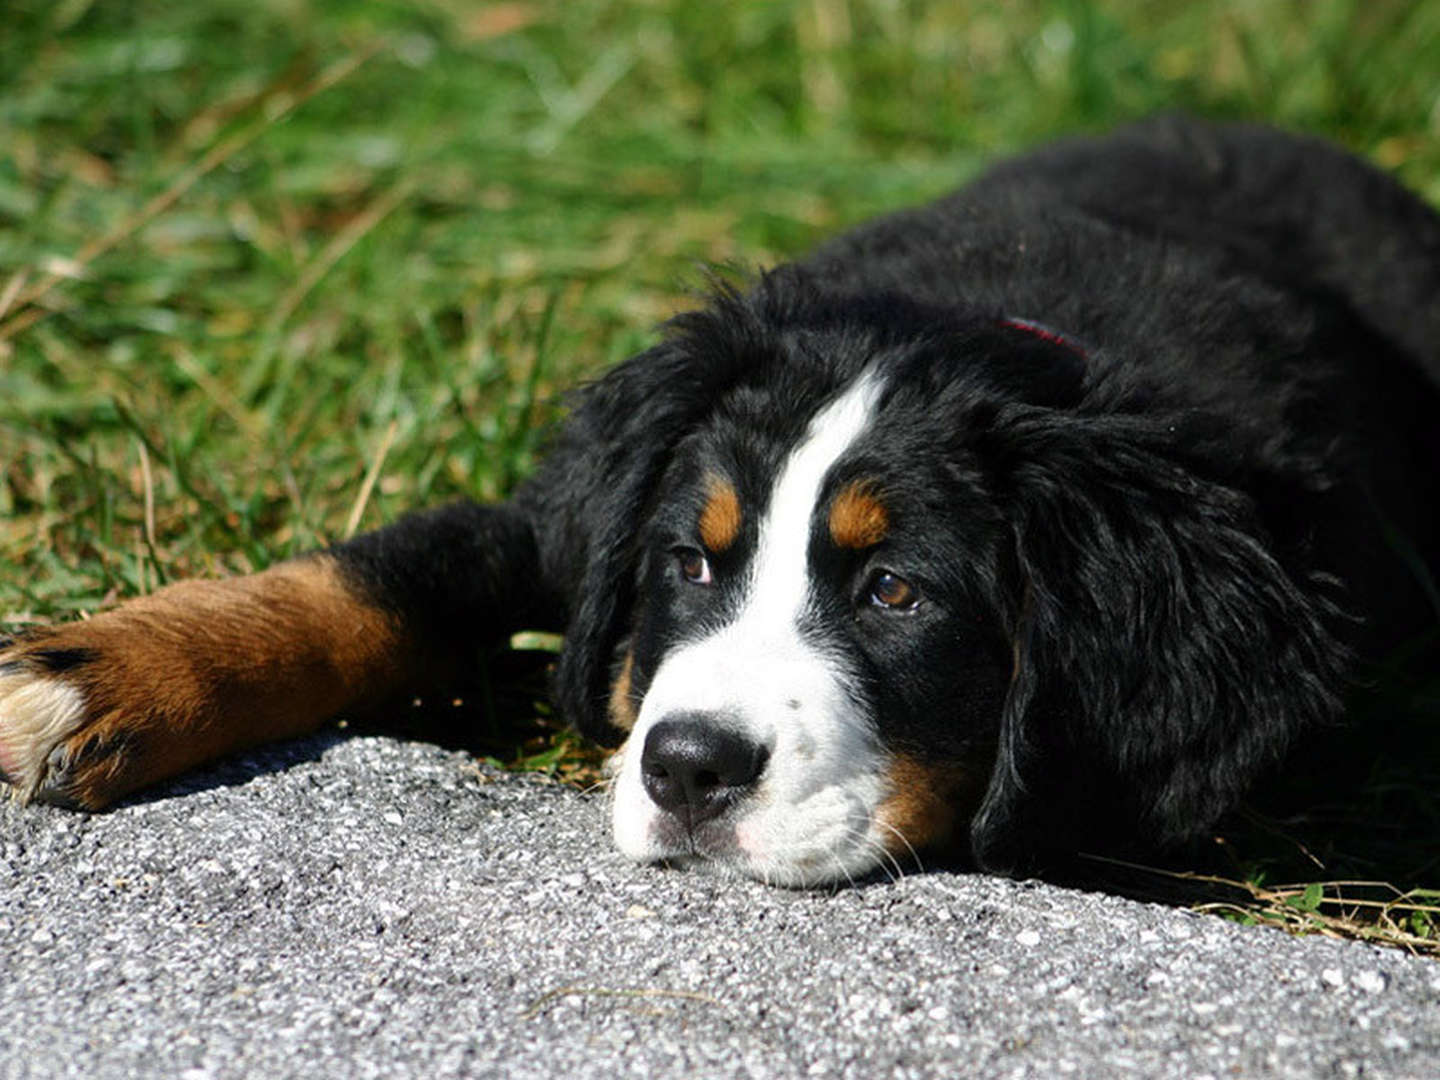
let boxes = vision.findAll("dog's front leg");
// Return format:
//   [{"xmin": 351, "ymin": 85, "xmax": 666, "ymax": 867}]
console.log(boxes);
[{"xmin": 0, "ymin": 501, "xmax": 556, "ymax": 809}]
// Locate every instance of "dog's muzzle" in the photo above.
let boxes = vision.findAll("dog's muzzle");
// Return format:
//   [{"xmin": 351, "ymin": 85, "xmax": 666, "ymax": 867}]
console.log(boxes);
[{"xmin": 639, "ymin": 713, "xmax": 770, "ymax": 828}]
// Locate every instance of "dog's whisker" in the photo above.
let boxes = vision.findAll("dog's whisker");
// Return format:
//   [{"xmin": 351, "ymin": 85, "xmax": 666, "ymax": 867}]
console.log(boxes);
[{"xmin": 873, "ymin": 819, "xmax": 923, "ymax": 878}]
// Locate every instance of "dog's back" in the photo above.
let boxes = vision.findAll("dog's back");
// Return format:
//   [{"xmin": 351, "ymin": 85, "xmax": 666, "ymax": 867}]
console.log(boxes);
[{"xmin": 810, "ymin": 116, "xmax": 1440, "ymax": 382}]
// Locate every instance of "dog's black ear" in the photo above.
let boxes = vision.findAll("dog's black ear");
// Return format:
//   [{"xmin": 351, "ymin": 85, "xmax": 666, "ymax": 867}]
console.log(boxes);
[
  {"xmin": 535, "ymin": 342, "xmax": 709, "ymax": 746},
  {"xmin": 969, "ymin": 408, "xmax": 1350, "ymax": 873},
  {"xmin": 535, "ymin": 295, "xmax": 764, "ymax": 745}
]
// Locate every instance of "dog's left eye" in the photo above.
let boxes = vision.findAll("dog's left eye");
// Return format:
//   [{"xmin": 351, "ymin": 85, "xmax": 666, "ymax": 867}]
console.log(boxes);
[
  {"xmin": 867, "ymin": 570, "xmax": 918, "ymax": 611},
  {"xmin": 674, "ymin": 547, "xmax": 713, "ymax": 586}
]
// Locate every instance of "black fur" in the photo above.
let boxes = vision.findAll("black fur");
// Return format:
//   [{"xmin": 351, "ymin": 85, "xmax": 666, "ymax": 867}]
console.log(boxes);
[{"xmin": 332, "ymin": 115, "xmax": 1440, "ymax": 874}]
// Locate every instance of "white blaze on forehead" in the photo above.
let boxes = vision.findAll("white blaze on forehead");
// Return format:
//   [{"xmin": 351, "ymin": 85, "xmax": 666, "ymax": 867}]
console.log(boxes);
[{"xmin": 746, "ymin": 372, "xmax": 885, "ymax": 632}]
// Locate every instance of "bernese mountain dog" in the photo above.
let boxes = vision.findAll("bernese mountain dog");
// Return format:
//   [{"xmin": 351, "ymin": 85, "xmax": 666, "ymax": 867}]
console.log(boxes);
[{"xmin": 2, "ymin": 116, "xmax": 1437, "ymax": 886}]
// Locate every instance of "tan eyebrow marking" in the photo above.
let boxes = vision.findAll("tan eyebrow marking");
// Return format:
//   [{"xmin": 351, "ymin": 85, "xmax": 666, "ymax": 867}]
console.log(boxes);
[
  {"xmin": 698, "ymin": 473, "xmax": 743, "ymax": 553},
  {"xmin": 828, "ymin": 479, "xmax": 889, "ymax": 550}
]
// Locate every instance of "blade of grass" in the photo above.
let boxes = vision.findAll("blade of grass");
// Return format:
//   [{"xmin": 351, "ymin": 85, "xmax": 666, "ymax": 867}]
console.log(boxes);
[{"xmin": 343, "ymin": 419, "xmax": 400, "ymax": 540}]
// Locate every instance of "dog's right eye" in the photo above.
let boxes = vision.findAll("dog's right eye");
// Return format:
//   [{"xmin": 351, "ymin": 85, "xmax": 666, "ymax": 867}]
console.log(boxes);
[
  {"xmin": 673, "ymin": 547, "xmax": 713, "ymax": 586},
  {"xmin": 867, "ymin": 569, "xmax": 919, "ymax": 612}
]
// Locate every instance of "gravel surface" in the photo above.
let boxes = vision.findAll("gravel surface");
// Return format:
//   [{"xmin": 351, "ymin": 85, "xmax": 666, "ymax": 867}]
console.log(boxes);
[{"xmin": 3, "ymin": 734, "xmax": 1437, "ymax": 1079}]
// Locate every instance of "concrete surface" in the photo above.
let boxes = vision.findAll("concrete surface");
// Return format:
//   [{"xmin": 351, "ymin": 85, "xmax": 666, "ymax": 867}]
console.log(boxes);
[{"xmin": 2, "ymin": 734, "xmax": 1437, "ymax": 1078}]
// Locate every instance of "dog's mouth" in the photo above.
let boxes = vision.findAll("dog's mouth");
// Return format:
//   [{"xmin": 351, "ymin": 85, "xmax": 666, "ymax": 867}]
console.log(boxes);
[
  {"xmin": 638, "ymin": 812, "xmax": 883, "ymax": 887},
  {"xmin": 642, "ymin": 812, "xmax": 741, "ymax": 862},
  {"xmin": 610, "ymin": 741, "xmax": 901, "ymax": 888}
]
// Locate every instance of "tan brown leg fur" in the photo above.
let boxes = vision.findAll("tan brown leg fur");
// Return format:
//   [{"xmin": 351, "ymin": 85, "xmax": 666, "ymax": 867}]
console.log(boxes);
[{"xmin": 0, "ymin": 556, "xmax": 403, "ymax": 809}]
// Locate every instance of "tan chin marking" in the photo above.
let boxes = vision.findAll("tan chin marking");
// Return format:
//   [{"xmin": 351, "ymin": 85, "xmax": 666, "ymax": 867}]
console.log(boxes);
[
  {"xmin": 875, "ymin": 754, "xmax": 987, "ymax": 857},
  {"xmin": 607, "ymin": 648, "xmax": 638, "ymax": 731}
]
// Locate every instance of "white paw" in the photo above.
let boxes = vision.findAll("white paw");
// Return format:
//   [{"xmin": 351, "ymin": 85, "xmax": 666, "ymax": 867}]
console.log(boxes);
[{"xmin": 0, "ymin": 666, "xmax": 88, "ymax": 802}]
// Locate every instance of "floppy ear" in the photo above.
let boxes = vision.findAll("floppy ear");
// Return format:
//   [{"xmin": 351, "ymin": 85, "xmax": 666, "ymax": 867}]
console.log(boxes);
[
  {"xmin": 539, "ymin": 294, "xmax": 769, "ymax": 744},
  {"xmin": 969, "ymin": 408, "xmax": 1350, "ymax": 873},
  {"xmin": 538, "ymin": 342, "xmax": 711, "ymax": 745}
]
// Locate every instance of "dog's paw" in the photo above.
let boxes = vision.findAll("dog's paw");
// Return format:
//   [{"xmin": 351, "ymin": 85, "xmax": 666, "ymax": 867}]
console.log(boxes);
[
  {"xmin": 0, "ymin": 634, "xmax": 118, "ymax": 808},
  {"xmin": 1, "ymin": 563, "xmax": 402, "ymax": 811}
]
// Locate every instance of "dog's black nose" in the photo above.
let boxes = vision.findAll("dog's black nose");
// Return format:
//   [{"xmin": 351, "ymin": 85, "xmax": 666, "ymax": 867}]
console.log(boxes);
[{"xmin": 640, "ymin": 716, "xmax": 768, "ymax": 826}]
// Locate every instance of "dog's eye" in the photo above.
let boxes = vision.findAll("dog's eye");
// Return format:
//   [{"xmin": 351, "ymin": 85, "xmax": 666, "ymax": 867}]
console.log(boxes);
[
  {"xmin": 674, "ymin": 547, "xmax": 713, "ymax": 586},
  {"xmin": 868, "ymin": 570, "xmax": 918, "ymax": 611}
]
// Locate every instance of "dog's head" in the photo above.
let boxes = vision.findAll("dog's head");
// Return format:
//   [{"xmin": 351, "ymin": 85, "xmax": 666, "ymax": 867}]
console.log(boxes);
[{"xmin": 549, "ymin": 277, "xmax": 1347, "ymax": 886}]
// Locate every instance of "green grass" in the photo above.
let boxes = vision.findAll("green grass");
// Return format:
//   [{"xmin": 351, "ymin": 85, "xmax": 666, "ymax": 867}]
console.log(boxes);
[{"xmin": 2, "ymin": 0, "xmax": 1438, "ymax": 950}]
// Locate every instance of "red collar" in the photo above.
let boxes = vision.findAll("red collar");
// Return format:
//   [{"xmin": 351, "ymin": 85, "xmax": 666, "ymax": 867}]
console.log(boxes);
[{"xmin": 1000, "ymin": 317, "xmax": 1090, "ymax": 361}]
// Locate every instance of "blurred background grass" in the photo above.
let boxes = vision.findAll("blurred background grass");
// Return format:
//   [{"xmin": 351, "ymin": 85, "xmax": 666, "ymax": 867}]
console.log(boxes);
[
  {"xmin": 1, "ymin": 0, "xmax": 1438, "ymax": 929},
  {"xmin": 4, "ymin": 0, "xmax": 1438, "ymax": 615}
]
